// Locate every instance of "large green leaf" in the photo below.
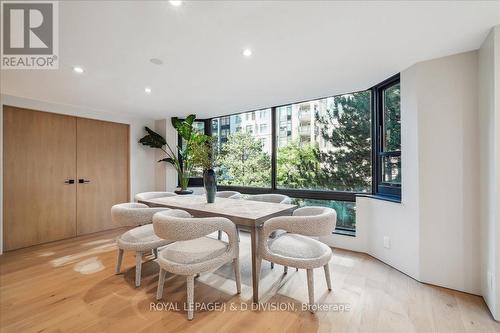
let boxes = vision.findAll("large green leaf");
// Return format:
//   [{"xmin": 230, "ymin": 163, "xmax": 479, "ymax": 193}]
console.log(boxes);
[
  {"xmin": 171, "ymin": 117, "xmax": 182, "ymax": 130},
  {"xmin": 171, "ymin": 115, "xmax": 197, "ymax": 141},
  {"xmin": 158, "ymin": 157, "xmax": 176, "ymax": 165},
  {"xmin": 184, "ymin": 114, "xmax": 196, "ymax": 125},
  {"xmin": 138, "ymin": 127, "xmax": 166, "ymax": 148}
]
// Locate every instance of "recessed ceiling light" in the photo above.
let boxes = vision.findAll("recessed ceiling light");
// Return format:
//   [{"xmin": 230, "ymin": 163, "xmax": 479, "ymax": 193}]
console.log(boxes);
[
  {"xmin": 145, "ymin": 87, "xmax": 152, "ymax": 94},
  {"xmin": 73, "ymin": 66, "xmax": 84, "ymax": 74},
  {"xmin": 169, "ymin": 0, "xmax": 182, "ymax": 6},
  {"xmin": 242, "ymin": 48, "xmax": 252, "ymax": 57},
  {"xmin": 150, "ymin": 58, "xmax": 163, "ymax": 65}
]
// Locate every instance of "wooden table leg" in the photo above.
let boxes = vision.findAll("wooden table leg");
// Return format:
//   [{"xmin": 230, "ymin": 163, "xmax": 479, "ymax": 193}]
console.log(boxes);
[{"xmin": 251, "ymin": 226, "xmax": 260, "ymax": 303}]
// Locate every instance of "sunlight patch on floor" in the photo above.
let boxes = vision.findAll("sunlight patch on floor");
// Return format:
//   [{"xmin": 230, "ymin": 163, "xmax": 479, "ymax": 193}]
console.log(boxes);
[
  {"xmin": 50, "ymin": 242, "xmax": 117, "ymax": 267},
  {"xmin": 73, "ymin": 257, "xmax": 105, "ymax": 274},
  {"xmin": 37, "ymin": 251, "xmax": 56, "ymax": 257},
  {"xmin": 81, "ymin": 239, "xmax": 114, "ymax": 247}
]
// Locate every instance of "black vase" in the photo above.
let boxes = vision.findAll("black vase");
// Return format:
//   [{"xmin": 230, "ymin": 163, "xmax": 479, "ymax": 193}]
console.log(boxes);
[{"xmin": 203, "ymin": 169, "xmax": 217, "ymax": 203}]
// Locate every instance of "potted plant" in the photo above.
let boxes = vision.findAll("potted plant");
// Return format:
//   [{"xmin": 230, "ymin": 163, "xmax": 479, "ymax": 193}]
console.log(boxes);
[
  {"xmin": 138, "ymin": 115, "xmax": 209, "ymax": 195},
  {"xmin": 190, "ymin": 137, "xmax": 217, "ymax": 203}
]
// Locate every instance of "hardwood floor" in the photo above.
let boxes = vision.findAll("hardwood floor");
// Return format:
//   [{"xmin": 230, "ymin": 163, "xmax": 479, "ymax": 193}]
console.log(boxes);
[{"xmin": 0, "ymin": 228, "xmax": 498, "ymax": 333}]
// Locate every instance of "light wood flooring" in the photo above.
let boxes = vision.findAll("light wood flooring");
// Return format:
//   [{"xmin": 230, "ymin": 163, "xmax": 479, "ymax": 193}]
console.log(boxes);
[{"xmin": 0, "ymin": 228, "xmax": 499, "ymax": 333}]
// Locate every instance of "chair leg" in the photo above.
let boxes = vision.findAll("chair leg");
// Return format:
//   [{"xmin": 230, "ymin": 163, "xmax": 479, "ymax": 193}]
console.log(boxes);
[
  {"xmin": 115, "ymin": 249, "xmax": 124, "ymax": 274},
  {"xmin": 186, "ymin": 275, "xmax": 195, "ymax": 320},
  {"xmin": 153, "ymin": 248, "xmax": 158, "ymax": 259},
  {"xmin": 217, "ymin": 230, "xmax": 222, "ymax": 240},
  {"xmin": 156, "ymin": 268, "xmax": 166, "ymax": 300},
  {"xmin": 284, "ymin": 266, "xmax": 288, "ymax": 274},
  {"xmin": 233, "ymin": 257, "xmax": 241, "ymax": 294},
  {"xmin": 135, "ymin": 252, "xmax": 142, "ymax": 287},
  {"xmin": 255, "ymin": 256, "xmax": 262, "ymax": 301},
  {"xmin": 270, "ymin": 262, "xmax": 274, "ymax": 269},
  {"xmin": 324, "ymin": 263, "xmax": 332, "ymax": 291},
  {"xmin": 306, "ymin": 269, "xmax": 315, "ymax": 313}
]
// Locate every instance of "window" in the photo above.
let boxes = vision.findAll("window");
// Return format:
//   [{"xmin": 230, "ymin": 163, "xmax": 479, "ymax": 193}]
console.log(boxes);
[
  {"xmin": 178, "ymin": 73, "xmax": 401, "ymax": 233},
  {"xmin": 373, "ymin": 74, "xmax": 401, "ymax": 199},
  {"xmin": 276, "ymin": 91, "xmax": 372, "ymax": 193},
  {"xmin": 212, "ymin": 109, "xmax": 272, "ymax": 188},
  {"xmin": 260, "ymin": 123, "xmax": 268, "ymax": 134},
  {"xmin": 291, "ymin": 198, "xmax": 356, "ymax": 232}
]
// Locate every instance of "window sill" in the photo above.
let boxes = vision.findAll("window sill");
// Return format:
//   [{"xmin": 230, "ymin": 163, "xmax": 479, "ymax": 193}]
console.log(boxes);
[
  {"xmin": 333, "ymin": 229, "xmax": 356, "ymax": 237},
  {"xmin": 355, "ymin": 193, "xmax": 401, "ymax": 204}
]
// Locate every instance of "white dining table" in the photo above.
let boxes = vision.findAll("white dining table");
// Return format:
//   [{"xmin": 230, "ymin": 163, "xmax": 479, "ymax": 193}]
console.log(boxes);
[{"xmin": 139, "ymin": 194, "xmax": 297, "ymax": 303}]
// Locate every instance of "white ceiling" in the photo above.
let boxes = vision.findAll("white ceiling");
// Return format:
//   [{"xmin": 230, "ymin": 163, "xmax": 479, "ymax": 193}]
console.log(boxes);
[{"xmin": 1, "ymin": 1, "xmax": 499, "ymax": 119}]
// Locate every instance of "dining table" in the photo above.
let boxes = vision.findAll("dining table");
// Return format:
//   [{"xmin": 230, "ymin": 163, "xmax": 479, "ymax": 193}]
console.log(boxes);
[{"xmin": 139, "ymin": 194, "xmax": 297, "ymax": 303}]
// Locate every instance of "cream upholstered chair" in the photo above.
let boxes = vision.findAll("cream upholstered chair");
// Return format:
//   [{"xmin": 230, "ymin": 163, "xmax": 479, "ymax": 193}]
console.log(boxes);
[
  {"xmin": 153, "ymin": 209, "xmax": 241, "ymax": 320},
  {"xmin": 111, "ymin": 203, "xmax": 173, "ymax": 287},
  {"xmin": 246, "ymin": 193, "xmax": 291, "ymax": 204},
  {"xmin": 246, "ymin": 193, "xmax": 292, "ymax": 268},
  {"xmin": 256, "ymin": 206, "xmax": 336, "ymax": 312},
  {"xmin": 134, "ymin": 191, "xmax": 177, "ymax": 202},
  {"xmin": 215, "ymin": 191, "xmax": 242, "ymax": 199}
]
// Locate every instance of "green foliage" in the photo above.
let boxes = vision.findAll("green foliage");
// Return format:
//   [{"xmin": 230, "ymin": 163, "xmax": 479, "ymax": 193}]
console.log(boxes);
[
  {"xmin": 383, "ymin": 83, "xmax": 401, "ymax": 152},
  {"xmin": 190, "ymin": 136, "xmax": 213, "ymax": 171},
  {"xmin": 139, "ymin": 115, "xmax": 209, "ymax": 190},
  {"xmin": 291, "ymin": 198, "xmax": 355, "ymax": 230},
  {"xmin": 276, "ymin": 141, "xmax": 321, "ymax": 189},
  {"xmin": 215, "ymin": 132, "xmax": 271, "ymax": 187},
  {"xmin": 139, "ymin": 127, "xmax": 166, "ymax": 149},
  {"xmin": 316, "ymin": 91, "xmax": 372, "ymax": 192}
]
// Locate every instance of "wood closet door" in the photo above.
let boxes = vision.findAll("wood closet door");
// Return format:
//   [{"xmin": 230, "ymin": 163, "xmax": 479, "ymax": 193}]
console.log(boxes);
[
  {"xmin": 76, "ymin": 118, "xmax": 129, "ymax": 235},
  {"xmin": 3, "ymin": 106, "xmax": 77, "ymax": 251}
]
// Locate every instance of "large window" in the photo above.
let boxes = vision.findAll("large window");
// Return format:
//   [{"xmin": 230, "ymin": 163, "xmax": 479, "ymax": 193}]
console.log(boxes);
[
  {"xmin": 276, "ymin": 91, "xmax": 372, "ymax": 193},
  {"xmin": 212, "ymin": 109, "xmax": 272, "ymax": 188},
  {"xmin": 291, "ymin": 198, "xmax": 356, "ymax": 231},
  {"xmin": 179, "ymin": 74, "xmax": 401, "ymax": 233},
  {"xmin": 373, "ymin": 74, "xmax": 401, "ymax": 199}
]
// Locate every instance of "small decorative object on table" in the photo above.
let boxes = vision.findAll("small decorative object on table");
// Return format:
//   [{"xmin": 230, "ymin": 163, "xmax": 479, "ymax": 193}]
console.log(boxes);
[
  {"xmin": 138, "ymin": 115, "xmax": 210, "ymax": 195},
  {"xmin": 191, "ymin": 136, "xmax": 216, "ymax": 203},
  {"xmin": 203, "ymin": 169, "xmax": 216, "ymax": 203}
]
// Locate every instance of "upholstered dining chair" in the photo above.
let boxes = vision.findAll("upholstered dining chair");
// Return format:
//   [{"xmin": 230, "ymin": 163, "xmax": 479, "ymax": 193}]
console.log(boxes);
[
  {"xmin": 111, "ymin": 203, "xmax": 173, "ymax": 287},
  {"xmin": 256, "ymin": 206, "xmax": 336, "ymax": 312},
  {"xmin": 246, "ymin": 193, "xmax": 291, "ymax": 204},
  {"xmin": 215, "ymin": 191, "xmax": 242, "ymax": 240},
  {"xmin": 246, "ymin": 193, "xmax": 292, "ymax": 268},
  {"xmin": 153, "ymin": 209, "xmax": 241, "ymax": 320},
  {"xmin": 215, "ymin": 191, "xmax": 242, "ymax": 199},
  {"xmin": 134, "ymin": 191, "xmax": 177, "ymax": 202}
]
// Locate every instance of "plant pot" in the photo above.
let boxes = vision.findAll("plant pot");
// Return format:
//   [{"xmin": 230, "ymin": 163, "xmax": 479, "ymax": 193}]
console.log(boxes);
[
  {"xmin": 203, "ymin": 169, "xmax": 217, "ymax": 203},
  {"xmin": 175, "ymin": 189, "xmax": 193, "ymax": 195}
]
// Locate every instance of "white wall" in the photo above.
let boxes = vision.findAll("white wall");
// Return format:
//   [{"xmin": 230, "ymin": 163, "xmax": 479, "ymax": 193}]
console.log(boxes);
[
  {"xmin": 479, "ymin": 26, "xmax": 500, "ymax": 320},
  {"xmin": 344, "ymin": 50, "xmax": 482, "ymax": 295},
  {"xmin": 416, "ymin": 51, "xmax": 480, "ymax": 294},
  {"xmin": 0, "ymin": 94, "xmax": 157, "ymax": 253}
]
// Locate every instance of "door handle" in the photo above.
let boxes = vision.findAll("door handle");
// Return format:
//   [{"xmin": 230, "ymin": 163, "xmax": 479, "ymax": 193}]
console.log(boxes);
[
  {"xmin": 64, "ymin": 179, "xmax": 75, "ymax": 184},
  {"xmin": 78, "ymin": 179, "xmax": 90, "ymax": 184}
]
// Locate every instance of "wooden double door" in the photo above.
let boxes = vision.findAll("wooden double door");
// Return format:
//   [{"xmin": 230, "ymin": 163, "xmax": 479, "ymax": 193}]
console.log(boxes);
[{"xmin": 3, "ymin": 106, "xmax": 129, "ymax": 251}]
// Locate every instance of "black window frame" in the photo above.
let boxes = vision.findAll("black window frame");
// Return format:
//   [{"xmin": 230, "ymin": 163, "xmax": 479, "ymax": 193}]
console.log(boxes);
[
  {"xmin": 176, "ymin": 73, "xmax": 402, "ymax": 233},
  {"xmin": 371, "ymin": 73, "xmax": 402, "ymax": 200}
]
